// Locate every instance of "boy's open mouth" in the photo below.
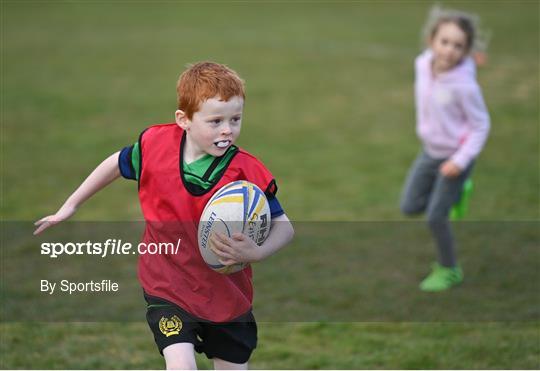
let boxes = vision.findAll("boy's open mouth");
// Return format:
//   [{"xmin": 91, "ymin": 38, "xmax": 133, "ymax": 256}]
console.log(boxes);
[{"xmin": 214, "ymin": 140, "xmax": 231, "ymax": 149}]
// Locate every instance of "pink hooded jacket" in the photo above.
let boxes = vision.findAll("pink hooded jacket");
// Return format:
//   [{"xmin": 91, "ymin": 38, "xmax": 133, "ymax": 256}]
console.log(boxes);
[{"xmin": 415, "ymin": 49, "xmax": 490, "ymax": 169}]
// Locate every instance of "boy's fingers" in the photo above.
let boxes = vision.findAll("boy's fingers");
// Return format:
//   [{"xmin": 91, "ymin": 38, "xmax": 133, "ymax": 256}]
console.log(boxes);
[
  {"xmin": 34, "ymin": 215, "xmax": 52, "ymax": 225},
  {"xmin": 33, "ymin": 218, "xmax": 61, "ymax": 235},
  {"xmin": 209, "ymin": 241, "xmax": 221, "ymax": 254},
  {"xmin": 231, "ymin": 233, "xmax": 245, "ymax": 240},
  {"xmin": 211, "ymin": 235, "xmax": 226, "ymax": 248},
  {"xmin": 213, "ymin": 249, "xmax": 235, "ymax": 260},
  {"xmin": 33, "ymin": 222, "xmax": 50, "ymax": 235},
  {"xmin": 215, "ymin": 233, "xmax": 233, "ymax": 246},
  {"xmin": 210, "ymin": 238, "xmax": 233, "ymax": 255},
  {"xmin": 210, "ymin": 244, "xmax": 235, "ymax": 260}
]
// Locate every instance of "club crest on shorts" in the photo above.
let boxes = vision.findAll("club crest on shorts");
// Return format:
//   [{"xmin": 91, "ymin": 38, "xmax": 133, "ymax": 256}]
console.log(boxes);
[{"xmin": 159, "ymin": 315, "xmax": 182, "ymax": 337}]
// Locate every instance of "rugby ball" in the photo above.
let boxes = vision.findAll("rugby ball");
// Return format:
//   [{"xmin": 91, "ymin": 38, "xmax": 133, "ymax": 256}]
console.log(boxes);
[{"xmin": 198, "ymin": 180, "xmax": 271, "ymax": 274}]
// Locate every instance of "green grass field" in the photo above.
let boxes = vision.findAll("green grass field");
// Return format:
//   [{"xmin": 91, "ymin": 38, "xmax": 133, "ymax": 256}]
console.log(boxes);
[{"xmin": 1, "ymin": 0, "xmax": 539, "ymax": 369}]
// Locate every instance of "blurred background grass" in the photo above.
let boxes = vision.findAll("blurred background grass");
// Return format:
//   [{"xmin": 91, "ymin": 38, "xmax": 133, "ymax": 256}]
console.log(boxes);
[{"xmin": 1, "ymin": 0, "xmax": 539, "ymax": 369}]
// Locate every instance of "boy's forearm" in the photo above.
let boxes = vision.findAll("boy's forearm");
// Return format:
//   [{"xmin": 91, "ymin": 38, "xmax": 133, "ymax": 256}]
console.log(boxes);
[
  {"xmin": 62, "ymin": 152, "xmax": 121, "ymax": 210},
  {"xmin": 256, "ymin": 214, "xmax": 294, "ymax": 262}
]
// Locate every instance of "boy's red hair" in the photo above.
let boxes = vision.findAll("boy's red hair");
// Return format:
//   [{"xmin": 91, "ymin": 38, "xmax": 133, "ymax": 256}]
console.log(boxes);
[{"xmin": 177, "ymin": 62, "xmax": 245, "ymax": 119}]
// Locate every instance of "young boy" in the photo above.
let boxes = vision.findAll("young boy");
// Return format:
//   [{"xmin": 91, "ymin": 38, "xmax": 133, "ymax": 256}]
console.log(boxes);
[{"xmin": 34, "ymin": 62, "xmax": 295, "ymax": 370}]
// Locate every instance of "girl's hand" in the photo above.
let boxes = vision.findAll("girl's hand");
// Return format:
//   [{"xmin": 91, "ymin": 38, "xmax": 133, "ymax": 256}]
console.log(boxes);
[
  {"xmin": 33, "ymin": 205, "xmax": 77, "ymax": 235},
  {"xmin": 439, "ymin": 160, "xmax": 462, "ymax": 178},
  {"xmin": 210, "ymin": 232, "xmax": 261, "ymax": 266},
  {"xmin": 473, "ymin": 51, "xmax": 488, "ymax": 66}
]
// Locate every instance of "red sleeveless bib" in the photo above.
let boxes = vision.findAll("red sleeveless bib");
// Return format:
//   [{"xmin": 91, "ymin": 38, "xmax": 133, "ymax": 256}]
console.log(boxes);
[{"xmin": 137, "ymin": 123, "xmax": 275, "ymax": 322}]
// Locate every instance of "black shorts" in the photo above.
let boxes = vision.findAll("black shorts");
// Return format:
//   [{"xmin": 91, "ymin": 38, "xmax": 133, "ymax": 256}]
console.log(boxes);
[{"xmin": 144, "ymin": 292, "xmax": 257, "ymax": 364}]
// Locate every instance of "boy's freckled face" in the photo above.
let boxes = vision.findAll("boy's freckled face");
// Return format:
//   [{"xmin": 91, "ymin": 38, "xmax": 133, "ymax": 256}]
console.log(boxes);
[
  {"xmin": 430, "ymin": 22, "xmax": 468, "ymax": 73},
  {"xmin": 181, "ymin": 96, "xmax": 244, "ymax": 158}
]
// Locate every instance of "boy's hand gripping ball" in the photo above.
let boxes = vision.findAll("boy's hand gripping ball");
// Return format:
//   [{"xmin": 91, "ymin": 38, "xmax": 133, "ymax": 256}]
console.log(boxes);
[{"xmin": 198, "ymin": 181, "xmax": 271, "ymax": 274}]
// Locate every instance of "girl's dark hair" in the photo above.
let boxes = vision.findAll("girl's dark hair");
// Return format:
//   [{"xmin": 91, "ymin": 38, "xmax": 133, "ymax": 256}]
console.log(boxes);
[
  {"xmin": 429, "ymin": 15, "xmax": 476, "ymax": 51},
  {"xmin": 422, "ymin": 5, "xmax": 487, "ymax": 53},
  {"xmin": 431, "ymin": 15, "xmax": 475, "ymax": 51}
]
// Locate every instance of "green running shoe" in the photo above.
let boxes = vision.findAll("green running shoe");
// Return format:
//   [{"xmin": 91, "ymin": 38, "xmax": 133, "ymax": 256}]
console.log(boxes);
[
  {"xmin": 419, "ymin": 263, "xmax": 463, "ymax": 292},
  {"xmin": 450, "ymin": 178, "xmax": 474, "ymax": 220}
]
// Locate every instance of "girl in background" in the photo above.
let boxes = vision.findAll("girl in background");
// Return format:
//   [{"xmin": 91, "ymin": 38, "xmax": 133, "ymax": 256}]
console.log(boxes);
[{"xmin": 400, "ymin": 6, "xmax": 490, "ymax": 292}]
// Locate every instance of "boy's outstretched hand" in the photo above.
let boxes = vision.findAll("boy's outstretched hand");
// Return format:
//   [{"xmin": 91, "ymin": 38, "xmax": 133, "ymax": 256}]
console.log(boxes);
[
  {"xmin": 33, "ymin": 151, "xmax": 121, "ymax": 236},
  {"xmin": 33, "ymin": 205, "xmax": 77, "ymax": 235},
  {"xmin": 210, "ymin": 232, "xmax": 261, "ymax": 266}
]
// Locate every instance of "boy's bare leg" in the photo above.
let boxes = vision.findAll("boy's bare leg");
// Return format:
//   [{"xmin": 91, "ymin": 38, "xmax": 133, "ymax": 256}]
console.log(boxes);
[
  {"xmin": 163, "ymin": 343, "xmax": 197, "ymax": 370},
  {"xmin": 213, "ymin": 358, "xmax": 248, "ymax": 370}
]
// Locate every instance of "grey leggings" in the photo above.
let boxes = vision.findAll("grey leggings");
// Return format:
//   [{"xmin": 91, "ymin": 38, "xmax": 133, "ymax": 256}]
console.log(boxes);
[{"xmin": 400, "ymin": 151, "xmax": 474, "ymax": 267}]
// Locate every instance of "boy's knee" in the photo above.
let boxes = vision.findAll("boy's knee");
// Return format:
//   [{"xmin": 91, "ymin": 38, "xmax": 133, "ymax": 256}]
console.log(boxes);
[
  {"xmin": 166, "ymin": 358, "xmax": 197, "ymax": 370},
  {"xmin": 213, "ymin": 358, "xmax": 248, "ymax": 370},
  {"xmin": 163, "ymin": 343, "xmax": 197, "ymax": 370}
]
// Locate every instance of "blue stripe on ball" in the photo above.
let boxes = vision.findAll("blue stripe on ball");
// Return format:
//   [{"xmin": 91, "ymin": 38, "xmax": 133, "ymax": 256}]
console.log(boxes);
[
  {"xmin": 248, "ymin": 187, "xmax": 261, "ymax": 217},
  {"xmin": 213, "ymin": 180, "xmax": 246, "ymax": 198}
]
